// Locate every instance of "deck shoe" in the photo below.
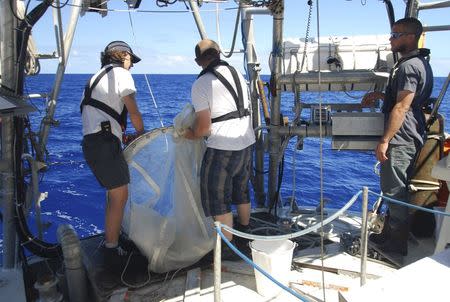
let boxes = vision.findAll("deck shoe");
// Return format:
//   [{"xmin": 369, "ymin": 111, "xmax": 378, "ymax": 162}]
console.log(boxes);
[
  {"xmin": 221, "ymin": 240, "xmax": 242, "ymax": 261},
  {"xmin": 234, "ymin": 223, "xmax": 252, "ymax": 256}
]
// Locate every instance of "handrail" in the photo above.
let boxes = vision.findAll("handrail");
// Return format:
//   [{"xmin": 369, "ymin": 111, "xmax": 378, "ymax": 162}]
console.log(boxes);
[
  {"xmin": 222, "ymin": 190, "xmax": 363, "ymax": 241},
  {"xmin": 368, "ymin": 190, "xmax": 450, "ymax": 216}
]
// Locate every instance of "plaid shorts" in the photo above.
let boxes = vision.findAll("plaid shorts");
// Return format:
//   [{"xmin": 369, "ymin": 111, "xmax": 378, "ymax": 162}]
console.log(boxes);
[
  {"xmin": 200, "ymin": 145, "xmax": 252, "ymax": 217},
  {"xmin": 82, "ymin": 131, "xmax": 130, "ymax": 190}
]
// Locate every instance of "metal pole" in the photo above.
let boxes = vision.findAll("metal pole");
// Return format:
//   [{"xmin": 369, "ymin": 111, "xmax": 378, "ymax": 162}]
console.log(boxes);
[
  {"xmin": 214, "ymin": 221, "xmax": 222, "ymax": 302},
  {"xmin": 242, "ymin": 6, "xmax": 271, "ymax": 207},
  {"xmin": 0, "ymin": 0, "xmax": 18, "ymax": 269},
  {"xmin": 418, "ymin": 0, "xmax": 450, "ymax": 10},
  {"xmin": 38, "ymin": 0, "xmax": 83, "ymax": 160},
  {"xmin": 268, "ymin": 0, "xmax": 284, "ymax": 209},
  {"xmin": 360, "ymin": 186, "xmax": 369, "ymax": 286},
  {"xmin": 22, "ymin": 154, "xmax": 45, "ymax": 239},
  {"xmin": 187, "ymin": 0, "xmax": 207, "ymax": 39}
]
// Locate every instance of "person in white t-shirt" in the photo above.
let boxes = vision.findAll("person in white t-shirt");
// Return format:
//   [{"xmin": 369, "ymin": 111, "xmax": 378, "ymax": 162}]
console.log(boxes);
[
  {"xmin": 184, "ymin": 39, "xmax": 255, "ymax": 258},
  {"xmin": 80, "ymin": 41, "xmax": 144, "ymax": 271}
]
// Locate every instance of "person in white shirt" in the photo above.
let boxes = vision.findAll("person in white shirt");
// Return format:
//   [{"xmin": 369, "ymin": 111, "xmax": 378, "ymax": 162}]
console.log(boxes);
[
  {"xmin": 185, "ymin": 39, "xmax": 255, "ymax": 258},
  {"xmin": 80, "ymin": 41, "xmax": 144, "ymax": 270}
]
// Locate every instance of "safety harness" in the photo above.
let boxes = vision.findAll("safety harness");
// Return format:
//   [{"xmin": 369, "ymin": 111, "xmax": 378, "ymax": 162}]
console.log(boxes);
[
  {"xmin": 80, "ymin": 65, "xmax": 128, "ymax": 131},
  {"xmin": 382, "ymin": 48, "xmax": 431, "ymax": 114},
  {"xmin": 198, "ymin": 60, "xmax": 250, "ymax": 123}
]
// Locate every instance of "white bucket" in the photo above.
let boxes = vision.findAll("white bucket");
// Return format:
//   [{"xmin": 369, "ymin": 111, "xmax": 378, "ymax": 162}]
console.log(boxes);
[{"xmin": 250, "ymin": 239, "xmax": 296, "ymax": 298}]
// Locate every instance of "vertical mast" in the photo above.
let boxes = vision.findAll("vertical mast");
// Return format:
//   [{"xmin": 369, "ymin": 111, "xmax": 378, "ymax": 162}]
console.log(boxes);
[
  {"xmin": 242, "ymin": 5, "xmax": 272, "ymax": 207},
  {"xmin": 0, "ymin": 0, "xmax": 19, "ymax": 269},
  {"xmin": 268, "ymin": 0, "xmax": 284, "ymax": 209}
]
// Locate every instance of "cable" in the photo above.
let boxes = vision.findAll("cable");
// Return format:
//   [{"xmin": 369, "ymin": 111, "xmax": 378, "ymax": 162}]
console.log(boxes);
[
  {"xmin": 49, "ymin": 0, "xmax": 70, "ymax": 9},
  {"xmin": 314, "ymin": 1, "xmax": 327, "ymax": 300},
  {"xmin": 127, "ymin": 9, "xmax": 165, "ymax": 128},
  {"xmin": 216, "ymin": 3, "xmax": 241, "ymax": 58}
]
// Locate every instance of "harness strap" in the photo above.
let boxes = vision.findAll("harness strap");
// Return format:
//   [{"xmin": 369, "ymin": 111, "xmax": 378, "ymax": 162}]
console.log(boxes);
[
  {"xmin": 211, "ymin": 108, "xmax": 250, "ymax": 124},
  {"xmin": 199, "ymin": 60, "xmax": 250, "ymax": 124},
  {"xmin": 80, "ymin": 65, "xmax": 128, "ymax": 131},
  {"xmin": 383, "ymin": 49, "xmax": 431, "ymax": 114}
]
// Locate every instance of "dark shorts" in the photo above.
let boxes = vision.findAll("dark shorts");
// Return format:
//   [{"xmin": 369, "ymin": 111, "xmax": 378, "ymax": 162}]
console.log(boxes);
[
  {"xmin": 82, "ymin": 131, "xmax": 129, "ymax": 190},
  {"xmin": 200, "ymin": 146, "xmax": 252, "ymax": 217}
]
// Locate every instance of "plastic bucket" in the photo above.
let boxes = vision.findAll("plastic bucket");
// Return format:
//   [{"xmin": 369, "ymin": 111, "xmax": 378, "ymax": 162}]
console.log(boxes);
[{"xmin": 250, "ymin": 239, "xmax": 296, "ymax": 297}]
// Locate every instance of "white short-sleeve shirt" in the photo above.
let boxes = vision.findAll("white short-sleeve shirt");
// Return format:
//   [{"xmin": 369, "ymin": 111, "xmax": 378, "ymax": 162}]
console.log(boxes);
[
  {"xmin": 191, "ymin": 65, "xmax": 255, "ymax": 150},
  {"xmin": 81, "ymin": 65, "xmax": 136, "ymax": 142}
]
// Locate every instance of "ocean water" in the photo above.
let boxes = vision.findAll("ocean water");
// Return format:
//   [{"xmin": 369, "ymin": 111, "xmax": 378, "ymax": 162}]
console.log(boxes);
[{"xmin": 1, "ymin": 74, "xmax": 449, "ymax": 256}]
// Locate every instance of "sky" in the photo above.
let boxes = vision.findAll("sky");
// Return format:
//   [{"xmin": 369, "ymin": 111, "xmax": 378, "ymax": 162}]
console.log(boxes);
[{"xmin": 29, "ymin": 0, "xmax": 450, "ymax": 76}]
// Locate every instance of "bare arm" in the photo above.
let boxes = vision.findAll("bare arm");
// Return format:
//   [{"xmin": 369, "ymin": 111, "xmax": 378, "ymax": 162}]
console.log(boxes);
[
  {"xmin": 184, "ymin": 109, "xmax": 211, "ymax": 140},
  {"xmin": 376, "ymin": 90, "xmax": 415, "ymax": 162},
  {"xmin": 122, "ymin": 93, "xmax": 144, "ymax": 135}
]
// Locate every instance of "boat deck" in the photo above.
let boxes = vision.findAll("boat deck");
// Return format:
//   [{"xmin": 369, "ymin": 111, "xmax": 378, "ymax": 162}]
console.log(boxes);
[
  {"xmin": 15, "ymin": 209, "xmax": 443, "ymax": 302},
  {"xmin": 75, "ymin": 209, "xmax": 440, "ymax": 302}
]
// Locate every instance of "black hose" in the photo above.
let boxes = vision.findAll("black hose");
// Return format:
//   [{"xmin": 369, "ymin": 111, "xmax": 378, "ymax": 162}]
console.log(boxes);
[
  {"xmin": 15, "ymin": 0, "xmax": 52, "ymax": 94},
  {"xmin": 14, "ymin": 117, "xmax": 61, "ymax": 258}
]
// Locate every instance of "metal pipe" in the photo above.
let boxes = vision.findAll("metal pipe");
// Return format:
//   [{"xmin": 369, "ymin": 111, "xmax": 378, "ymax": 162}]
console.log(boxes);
[
  {"xmin": 243, "ymin": 7, "xmax": 271, "ymax": 17},
  {"xmin": 1, "ymin": 0, "xmax": 18, "ymax": 269},
  {"xmin": 418, "ymin": 0, "xmax": 450, "ymax": 10},
  {"xmin": 188, "ymin": 0, "xmax": 207, "ymax": 39},
  {"xmin": 53, "ymin": 0, "xmax": 65, "ymax": 62},
  {"xmin": 214, "ymin": 221, "xmax": 221, "ymax": 302},
  {"xmin": 242, "ymin": 4, "xmax": 271, "ymax": 207},
  {"xmin": 279, "ymin": 71, "xmax": 388, "ymax": 85},
  {"xmin": 268, "ymin": 0, "xmax": 284, "ymax": 209},
  {"xmin": 57, "ymin": 224, "xmax": 88, "ymax": 302},
  {"xmin": 360, "ymin": 187, "xmax": 369, "ymax": 286},
  {"xmin": 22, "ymin": 154, "xmax": 46, "ymax": 239},
  {"xmin": 277, "ymin": 124, "xmax": 332, "ymax": 138},
  {"xmin": 423, "ymin": 25, "xmax": 450, "ymax": 32},
  {"xmin": 39, "ymin": 0, "xmax": 83, "ymax": 160}
]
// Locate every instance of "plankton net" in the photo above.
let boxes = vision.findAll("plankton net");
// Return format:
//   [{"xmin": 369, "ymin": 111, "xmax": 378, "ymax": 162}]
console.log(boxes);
[{"xmin": 122, "ymin": 104, "xmax": 215, "ymax": 273}]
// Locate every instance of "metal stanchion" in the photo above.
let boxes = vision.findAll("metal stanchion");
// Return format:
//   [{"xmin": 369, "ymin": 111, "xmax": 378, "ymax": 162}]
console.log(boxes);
[
  {"xmin": 360, "ymin": 186, "xmax": 369, "ymax": 286},
  {"xmin": 214, "ymin": 221, "xmax": 222, "ymax": 302}
]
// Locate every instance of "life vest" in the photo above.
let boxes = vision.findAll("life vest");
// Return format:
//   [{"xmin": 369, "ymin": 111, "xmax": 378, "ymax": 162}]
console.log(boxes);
[
  {"xmin": 198, "ymin": 60, "xmax": 250, "ymax": 124},
  {"xmin": 382, "ymin": 48, "xmax": 432, "ymax": 114},
  {"xmin": 80, "ymin": 65, "xmax": 128, "ymax": 132}
]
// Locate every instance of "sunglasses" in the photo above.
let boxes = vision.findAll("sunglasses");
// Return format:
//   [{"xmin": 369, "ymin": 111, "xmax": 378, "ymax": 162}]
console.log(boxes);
[{"xmin": 390, "ymin": 32, "xmax": 414, "ymax": 39}]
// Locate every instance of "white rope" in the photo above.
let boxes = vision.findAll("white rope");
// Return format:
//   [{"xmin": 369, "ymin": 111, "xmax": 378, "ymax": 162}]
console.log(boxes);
[
  {"xmin": 222, "ymin": 190, "xmax": 362, "ymax": 241},
  {"xmin": 410, "ymin": 179, "xmax": 440, "ymax": 186},
  {"xmin": 315, "ymin": 1, "xmax": 327, "ymax": 300},
  {"xmin": 127, "ymin": 10, "xmax": 165, "ymax": 128}
]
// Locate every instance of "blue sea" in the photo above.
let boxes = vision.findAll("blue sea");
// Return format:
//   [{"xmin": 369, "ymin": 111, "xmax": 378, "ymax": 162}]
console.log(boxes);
[{"xmin": 1, "ymin": 74, "xmax": 449, "ymax": 257}]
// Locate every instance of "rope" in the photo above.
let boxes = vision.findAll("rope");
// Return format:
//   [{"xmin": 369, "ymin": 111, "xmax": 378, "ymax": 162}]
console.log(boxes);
[
  {"xmin": 127, "ymin": 9, "xmax": 165, "ymax": 128},
  {"xmin": 215, "ymin": 226, "xmax": 309, "ymax": 302},
  {"xmin": 222, "ymin": 190, "xmax": 363, "ymax": 241},
  {"xmin": 315, "ymin": 0, "xmax": 327, "ymax": 300},
  {"xmin": 367, "ymin": 190, "xmax": 450, "ymax": 216}
]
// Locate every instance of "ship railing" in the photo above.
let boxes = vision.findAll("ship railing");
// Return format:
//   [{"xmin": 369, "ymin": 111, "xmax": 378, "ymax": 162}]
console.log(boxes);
[{"xmin": 212, "ymin": 187, "xmax": 450, "ymax": 301}]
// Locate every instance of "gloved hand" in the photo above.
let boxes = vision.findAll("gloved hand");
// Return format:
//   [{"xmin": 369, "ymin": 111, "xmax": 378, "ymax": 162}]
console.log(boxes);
[{"xmin": 123, "ymin": 132, "xmax": 140, "ymax": 146}]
